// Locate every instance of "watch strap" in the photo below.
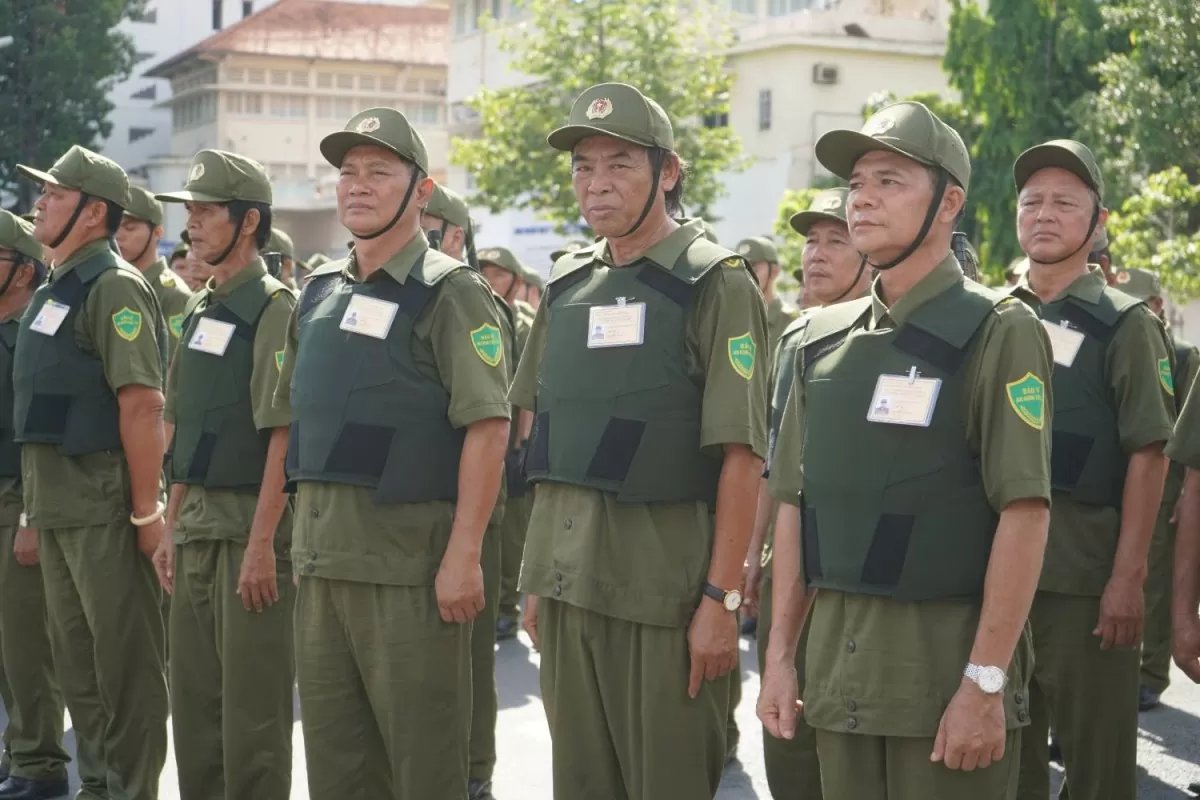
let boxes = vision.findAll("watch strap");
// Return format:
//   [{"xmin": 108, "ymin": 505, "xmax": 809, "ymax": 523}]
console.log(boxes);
[{"xmin": 702, "ymin": 582, "xmax": 727, "ymax": 604}]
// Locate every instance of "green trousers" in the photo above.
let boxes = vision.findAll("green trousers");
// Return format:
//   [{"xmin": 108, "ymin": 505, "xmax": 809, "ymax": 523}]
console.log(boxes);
[
  {"xmin": 40, "ymin": 521, "xmax": 168, "ymax": 800},
  {"xmin": 469, "ymin": 519, "xmax": 501, "ymax": 784},
  {"xmin": 1141, "ymin": 496, "xmax": 1176, "ymax": 695},
  {"xmin": 169, "ymin": 540, "xmax": 294, "ymax": 800},
  {"xmin": 539, "ymin": 599, "xmax": 729, "ymax": 800},
  {"xmin": 756, "ymin": 571, "xmax": 823, "ymax": 799},
  {"xmin": 1017, "ymin": 591, "xmax": 1139, "ymax": 800},
  {"xmin": 295, "ymin": 577, "xmax": 472, "ymax": 800},
  {"xmin": 817, "ymin": 728, "xmax": 1022, "ymax": 799},
  {"xmin": 498, "ymin": 493, "xmax": 531, "ymax": 620},
  {"xmin": 0, "ymin": 525, "xmax": 68, "ymax": 783}
]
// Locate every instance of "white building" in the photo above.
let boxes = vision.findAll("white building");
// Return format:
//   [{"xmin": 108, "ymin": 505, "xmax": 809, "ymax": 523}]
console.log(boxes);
[{"xmin": 447, "ymin": 0, "xmax": 954, "ymax": 273}]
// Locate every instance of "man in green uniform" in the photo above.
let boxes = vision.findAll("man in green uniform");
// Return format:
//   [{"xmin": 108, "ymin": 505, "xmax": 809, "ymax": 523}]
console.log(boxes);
[
  {"xmin": 149, "ymin": 150, "xmax": 296, "ymax": 800},
  {"xmin": 275, "ymin": 108, "xmax": 511, "ymax": 800},
  {"xmin": 512, "ymin": 82, "xmax": 767, "ymax": 799},
  {"xmin": 737, "ymin": 236, "xmax": 796, "ymax": 349},
  {"xmin": 421, "ymin": 185, "xmax": 511, "ymax": 800},
  {"xmin": 169, "ymin": 240, "xmax": 189, "ymax": 275},
  {"xmin": 1113, "ymin": 267, "xmax": 1199, "ymax": 710},
  {"xmin": 15, "ymin": 145, "xmax": 169, "ymax": 800},
  {"xmin": 264, "ymin": 228, "xmax": 299, "ymax": 290},
  {"xmin": 743, "ymin": 188, "xmax": 867, "ymax": 800},
  {"xmin": 1008, "ymin": 140, "xmax": 1174, "ymax": 800},
  {"xmin": 759, "ymin": 102, "xmax": 1053, "ymax": 799},
  {"xmin": 116, "ymin": 186, "xmax": 193, "ymax": 360},
  {"xmin": 0, "ymin": 212, "xmax": 70, "ymax": 800}
]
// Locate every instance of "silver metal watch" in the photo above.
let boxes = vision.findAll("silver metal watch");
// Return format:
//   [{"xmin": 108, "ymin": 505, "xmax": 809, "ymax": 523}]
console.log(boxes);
[{"xmin": 963, "ymin": 663, "xmax": 1007, "ymax": 694}]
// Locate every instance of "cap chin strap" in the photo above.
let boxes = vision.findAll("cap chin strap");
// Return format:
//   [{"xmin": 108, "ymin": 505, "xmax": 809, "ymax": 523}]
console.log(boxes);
[
  {"xmin": 618, "ymin": 148, "xmax": 666, "ymax": 240},
  {"xmin": 357, "ymin": 164, "xmax": 423, "ymax": 242},
  {"xmin": 208, "ymin": 205, "xmax": 249, "ymax": 267},
  {"xmin": 465, "ymin": 221, "xmax": 479, "ymax": 271},
  {"xmin": 1030, "ymin": 203, "xmax": 1101, "ymax": 267},
  {"xmin": 865, "ymin": 171, "xmax": 949, "ymax": 272},
  {"xmin": 828, "ymin": 255, "xmax": 869, "ymax": 304},
  {"xmin": 130, "ymin": 221, "xmax": 155, "ymax": 264},
  {"xmin": 0, "ymin": 261, "xmax": 21, "ymax": 299},
  {"xmin": 48, "ymin": 191, "xmax": 92, "ymax": 250}
]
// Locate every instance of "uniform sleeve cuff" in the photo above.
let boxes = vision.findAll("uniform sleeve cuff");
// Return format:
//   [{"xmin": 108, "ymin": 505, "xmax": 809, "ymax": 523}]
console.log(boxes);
[
  {"xmin": 991, "ymin": 480, "xmax": 1051, "ymax": 512},
  {"xmin": 700, "ymin": 425, "xmax": 766, "ymax": 460},
  {"xmin": 450, "ymin": 402, "xmax": 512, "ymax": 429},
  {"xmin": 1121, "ymin": 429, "xmax": 1171, "ymax": 454}
]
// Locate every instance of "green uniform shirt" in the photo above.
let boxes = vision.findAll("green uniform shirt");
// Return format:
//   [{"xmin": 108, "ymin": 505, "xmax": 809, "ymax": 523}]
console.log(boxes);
[
  {"xmin": 1012, "ymin": 269, "xmax": 1175, "ymax": 595},
  {"xmin": 274, "ymin": 234, "xmax": 511, "ymax": 585},
  {"xmin": 164, "ymin": 259, "xmax": 294, "ymax": 546},
  {"xmin": 0, "ymin": 306, "xmax": 28, "ymax": 527},
  {"xmin": 768, "ymin": 254, "xmax": 1053, "ymax": 737},
  {"xmin": 509, "ymin": 224, "xmax": 769, "ymax": 628},
  {"xmin": 1165, "ymin": 336, "xmax": 1200, "ymax": 469},
  {"xmin": 21, "ymin": 239, "xmax": 165, "ymax": 528},
  {"xmin": 1161, "ymin": 331, "xmax": 1199, "ymax": 504},
  {"xmin": 766, "ymin": 294, "xmax": 797, "ymax": 354},
  {"xmin": 144, "ymin": 257, "xmax": 193, "ymax": 359}
]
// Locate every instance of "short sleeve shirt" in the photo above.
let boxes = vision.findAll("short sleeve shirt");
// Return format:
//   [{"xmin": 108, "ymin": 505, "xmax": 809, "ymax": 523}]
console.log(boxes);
[
  {"xmin": 276, "ymin": 233, "xmax": 512, "ymax": 585},
  {"xmin": 144, "ymin": 258, "xmax": 193, "ymax": 361},
  {"xmin": 509, "ymin": 221, "xmax": 769, "ymax": 628},
  {"xmin": 22, "ymin": 239, "xmax": 165, "ymax": 529},
  {"xmin": 166, "ymin": 259, "xmax": 295, "ymax": 546},
  {"xmin": 1011, "ymin": 268, "xmax": 1175, "ymax": 595},
  {"xmin": 767, "ymin": 255, "xmax": 1051, "ymax": 737}
]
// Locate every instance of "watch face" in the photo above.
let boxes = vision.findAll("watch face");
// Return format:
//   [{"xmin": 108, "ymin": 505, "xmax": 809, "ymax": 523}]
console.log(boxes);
[
  {"xmin": 724, "ymin": 590, "xmax": 743, "ymax": 612},
  {"xmin": 978, "ymin": 667, "xmax": 1005, "ymax": 694}
]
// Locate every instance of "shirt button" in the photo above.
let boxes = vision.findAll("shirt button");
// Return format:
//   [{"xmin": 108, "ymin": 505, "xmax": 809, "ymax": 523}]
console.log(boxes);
[
  {"xmin": 1018, "ymin": 710, "xmax": 1029, "ymax": 723},
  {"xmin": 553, "ymin": 585, "xmax": 562, "ymax": 597},
  {"xmin": 1015, "ymin": 692, "xmax": 1025, "ymax": 706},
  {"xmin": 846, "ymin": 640, "xmax": 857, "ymax": 654},
  {"xmin": 555, "ymin": 571, "xmax": 563, "ymax": 582},
  {"xmin": 846, "ymin": 717, "xmax": 858, "ymax": 731},
  {"xmin": 563, "ymin": 518, "xmax": 573, "ymax": 531},
  {"xmin": 309, "ymin": 507, "xmax": 320, "ymax": 519},
  {"xmin": 302, "ymin": 563, "xmax": 315, "ymax": 575},
  {"xmin": 846, "ymin": 699, "xmax": 857, "ymax": 712}
]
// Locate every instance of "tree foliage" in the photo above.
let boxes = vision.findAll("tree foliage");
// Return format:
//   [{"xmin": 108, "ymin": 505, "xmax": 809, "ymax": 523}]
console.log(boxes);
[
  {"xmin": 0, "ymin": 0, "xmax": 143, "ymax": 210},
  {"xmin": 1107, "ymin": 168, "xmax": 1200, "ymax": 300},
  {"xmin": 451, "ymin": 0, "xmax": 741, "ymax": 232}
]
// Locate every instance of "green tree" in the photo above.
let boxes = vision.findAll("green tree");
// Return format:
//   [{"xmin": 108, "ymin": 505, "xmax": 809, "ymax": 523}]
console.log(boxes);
[
  {"xmin": 1107, "ymin": 168, "xmax": 1200, "ymax": 300},
  {"xmin": 943, "ymin": 0, "xmax": 1121, "ymax": 269},
  {"xmin": 451, "ymin": 0, "xmax": 740, "ymax": 232},
  {"xmin": 0, "ymin": 0, "xmax": 144, "ymax": 210}
]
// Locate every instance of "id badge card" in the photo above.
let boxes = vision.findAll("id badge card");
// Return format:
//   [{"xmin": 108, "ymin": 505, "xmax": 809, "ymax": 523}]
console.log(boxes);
[
  {"xmin": 867, "ymin": 372, "xmax": 942, "ymax": 427},
  {"xmin": 1041, "ymin": 320, "xmax": 1084, "ymax": 367},
  {"xmin": 30, "ymin": 299, "xmax": 70, "ymax": 336},
  {"xmin": 188, "ymin": 317, "xmax": 236, "ymax": 356},
  {"xmin": 340, "ymin": 294, "xmax": 399, "ymax": 340},
  {"xmin": 587, "ymin": 301, "xmax": 646, "ymax": 349}
]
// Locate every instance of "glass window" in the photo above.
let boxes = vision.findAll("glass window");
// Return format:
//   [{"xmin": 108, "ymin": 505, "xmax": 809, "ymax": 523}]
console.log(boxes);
[
  {"xmin": 270, "ymin": 70, "xmax": 288, "ymax": 85},
  {"xmin": 758, "ymin": 89, "xmax": 772, "ymax": 131},
  {"xmin": 226, "ymin": 67, "xmax": 244, "ymax": 83},
  {"xmin": 247, "ymin": 68, "xmax": 265, "ymax": 84},
  {"xmin": 335, "ymin": 97, "xmax": 354, "ymax": 118},
  {"xmin": 316, "ymin": 97, "xmax": 334, "ymax": 119},
  {"xmin": 336, "ymin": 73, "xmax": 354, "ymax": 90},
  {"xmin": 316, "ymin": 72, "xmax": 333, "ymax": 89},
  {"xmin": 380, "ymin": 75, "xmax": 397, "ymax": 92},
  {"xmin": 360, "ymin": 75, "xmax": 376, "ymax": 91},
  {"xmin": 768, "ymin": 0, "xmax": 810, "ymax": 15},
  {"xmin": 292, "ymin": 70, "xmax": 309, "ymax": 87},
  {"xmin": 730, "ymin": 0, "xmax": 757, "ymax": 12},
  {"xmin": 404, "ymin": 78, "xmax": 421, "ymax": 94},
  {"xmin": 269, "ymin": 94, "xmax": 288, "ymax": 117}
]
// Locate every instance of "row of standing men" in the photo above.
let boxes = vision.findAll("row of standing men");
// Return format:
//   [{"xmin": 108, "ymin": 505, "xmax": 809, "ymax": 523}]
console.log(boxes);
[{"xmin": 0, "ymin": 80, "xmax": 1199, "ymax": 800}]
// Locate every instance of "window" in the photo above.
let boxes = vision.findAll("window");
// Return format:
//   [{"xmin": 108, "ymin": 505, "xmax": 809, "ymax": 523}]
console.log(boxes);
[
  {"xmin": 335, "ymin": 97, "xmax": 354, "ymax": 118},
  {"xmin": 132, "ymin": 85, "xmax": 157, "ymax": 101},
  {"xmin": 360, "ymin": 75, "xmax": 376, "ymax": 91},
  {"xmin": 491, "ymin": 0, "xmax": 503, "ymax": 19},
  {"xmin": 290, "ymin": 164, "xmax": 308, "ymax": 180},
  {"xmin": 212, "ymin": 0, "xmax": 223, "ymax": 30},
  {"xmin": 703, "ymin": 110, "xmax": 729, "ymax": 128},
  {"xmin": 247, "ymin": 68, "xmax": 265, "ymax": 84},
  {"xmin": 226, "ymin": 67, "xmax": 244, "ymax": 83},
  {"xmin": 729, "ymin": 0, "xmax": 756, "ymax": 12},
  {"xmin": 270, "ymin": 70, "xmax": 288, "ymax": 86},
  {"xmin": 758, "ymin": 89, "xmax": 772, "ymax": 131},
  {"xmin": 380, "ymin": 75, "xmax": 397, "ymax": 92},
  {"xmin": 292, "ymin": 70, "xmax": 308, "ymax": 87},
  {"xmin": 336, "ymin": 73, "xmax": 354, "ymax": 90},
  {"xmin": 269, "ymin": 94, "xmax": 288, "ymax": 117},
  {"xmin": 242, "ymin": 1, "xmax": 253, "ymax": 17},
  {"xmin": 413, "ymin": 102, "xmax": 440, "ymax": 126},
  {"xmin": 129, "ymin": 126, "xmax": 155, "ymax": 143},
  {"xmin": 404, "ymin": 78, "xmax": 421, "ymax": 94},
  {"xmin": 452, "ymin": 0, "xmax": 469, "ymax": 34},
  {"xmin": 768, "ymin": 0, "xmax": 810, "ymax": 15},
  {"xmin": 426, "ymin": 80, "xmax": 446, "ymax": 96},
  {"xmin": 316, "ymin": 97, "xmax": 335, "ymax": 119},
  {"xmin": 316, "ymin": 72, "xmax": 333, "ymax": 89},
  {"xmin": 173, "ymin": 93, "xmax": 216, "ymax": 129},
  {"xmin": 290, "ymin": 96, "xmax": 308, "ymax": 118},
  {"xmin": 226, "ymin": 91, "xmax": 263, "ymax": 116}
]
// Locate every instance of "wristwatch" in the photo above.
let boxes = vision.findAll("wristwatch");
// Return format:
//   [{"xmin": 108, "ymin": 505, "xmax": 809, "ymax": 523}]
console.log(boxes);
[
  {"xmin": 963, "ymin": 663, "xmax": 1007, "ymax": 694},
  {"xmin": 702, "ymin": 582, "xmax": 743, "ymax": 612}
]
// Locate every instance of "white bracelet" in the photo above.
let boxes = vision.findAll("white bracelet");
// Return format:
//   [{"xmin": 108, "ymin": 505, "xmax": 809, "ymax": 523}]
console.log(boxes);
[
  {"xmin": 18, "ymin": 512, "xmax": 28, "ymax": 528},
  {"xmin": 130, "ymin": 502, "xmax": 166, "ymax": 527}
]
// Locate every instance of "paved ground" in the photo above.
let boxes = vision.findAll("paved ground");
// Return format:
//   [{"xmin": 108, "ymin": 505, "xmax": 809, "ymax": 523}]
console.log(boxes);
[{"xmin": 8, "ymin": 631, "xmax": 1200, "ymax": 798}]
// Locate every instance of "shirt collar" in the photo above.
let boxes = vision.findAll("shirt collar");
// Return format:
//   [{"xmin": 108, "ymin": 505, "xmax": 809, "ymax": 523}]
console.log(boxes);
[
  {"xmin": 869, "ymin": 253, "xmax": 963, "ymax": 330},
  {"xmin": 208, "ymin": 257, "xmax": 267, "ymax": 299},
  {"xmin": 143, "ymin": 257, "xmax": 167, "ymax": 284},
  {"xmin": 50, "ymin": 238, "xmax": 111, "ymax": 283},
  {"xmin": 1013, "ymin": 264, "xmax": 1106, "ymax": 305},
  {"xmin": 596, "ymin": 219, "xmax": 706, "ymax": 270},
  {"xmin": 345, "ymin": 231, "xmax": 429, "ymax": 284}
]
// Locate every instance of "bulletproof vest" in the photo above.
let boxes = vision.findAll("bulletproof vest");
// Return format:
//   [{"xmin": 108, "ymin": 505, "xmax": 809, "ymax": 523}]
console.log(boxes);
[
  {"xmin": 0, "ymin": 321, "xmax": 23, "ymax": 478},
  {"xmin": 1035, "ymin": 287, "xmax": 1142, "ymax": 507},
  {"xmin": 1173, "ymin": 336, "xmax": 1192, "ymax": 413},
  {"xmin": 524, "ymin": 234, "xmax": 739, "ymax": 504},
  {"xmin": 171, "ymin": 271, "xmax": 291, "ymax": 490},
  {"xmin": 13, "ymin": 251, "xmax": 139, "ymax": 455},
  {"xmin": 765, "ymin": 313, "xmax": 809, "ymax": 477},
  {"xmin": 286, "ymin": 251, "xmax": 468, "ymax": 503},
  {"xmin": 798, "ymin": 280, "xmax": 1003, "ymax": 601}
]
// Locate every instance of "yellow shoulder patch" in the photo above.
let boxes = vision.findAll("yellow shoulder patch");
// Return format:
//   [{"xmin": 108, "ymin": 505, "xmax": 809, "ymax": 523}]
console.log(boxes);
[
  {"xmin": 112, "ymin": 307, "xmax": 143, "ymax": 342},
  {"xmin": 470, "ymin": 324, "xmax": 503, "ymax": 367},
  {"xmin": 728, "ymin": 333, "xmax": 757, "ymax": 380},
  {"xmin": 1005, "ymin": 372, "xmax": 1045, "ymax": 430},
  {"xmin": 722, "ymin": 257, "xmax": 744, "ymax": 269}
]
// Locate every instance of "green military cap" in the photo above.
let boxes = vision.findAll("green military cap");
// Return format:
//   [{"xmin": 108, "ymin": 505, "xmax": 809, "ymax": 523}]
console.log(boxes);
[
  {"xmin": 816, "ymin": 101, "xmax": 971, "ymax": 191},
  {"xmin": 17, "ymin": 145, "xmax": 130, "ymax": 207},
  {"xmin": 307, "ymin": 253, "xmax": 331, "ymax": 269},
  {"xmin": 124, "ymin": 185, "xmax": 164, "ymax": 226},
  {"xmin": 1014, "ymin": 139, "xmax": 1103, "ymax": 199},
  {"xmin": 548, "ymin": 83, "xmax": 674, "ymax": 153},
  {"xmin": 0, "ymin": 210, "xmax": 46, "ymax": 263},
  {"xmin": 321, "ymin": 107, "xmax": 430, "ymax": 173},
  {"xmin": 790, "ymin": 188, "xmax": 850, "ymax": 236},
  {"xmin": 550, "ymin": 240, "xmax": 591, "ymax": 262},
  {"xmin": 157, "ymin": 150, "xmax": 272, "ymax": 205},
  {"xmin": 522, "ymin": 265, "xmax": 544, "ymax": 290},
  {"xmin": 425, "ymin": 184, "xmax": 470, "ymax": 230},
  {"xmin": 477, "ymin": 246, "xmax": 527, "ymax": 278},
  {"xmin": 1114, "ymin": 267, "xmax": 1161, "ymax": 300},
  {"xmin": 735, "ymin": 236, "xmax": 779, "ymax": 264},
  {"xmin": 266, "ymin": 228, "xmax": 295, "ymax": 258},
  {"xmin": 170, "ymin": 240, "xmax": 190, "ymax": 260}
]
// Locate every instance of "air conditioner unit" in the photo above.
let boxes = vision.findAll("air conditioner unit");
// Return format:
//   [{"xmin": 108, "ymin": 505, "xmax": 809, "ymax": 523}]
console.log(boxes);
[{"xmin": 812, "ymin": 64, "xmax": 840, "ymax": 85}]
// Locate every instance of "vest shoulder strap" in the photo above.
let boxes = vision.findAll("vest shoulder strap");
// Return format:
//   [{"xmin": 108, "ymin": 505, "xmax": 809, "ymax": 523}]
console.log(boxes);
[
  {"xmin": 1066, "ymin": 286, "xmax": 1143, "ymax": 328},
  {"xmin": 777, "ymin": 311, "xmax": 812, "ymax": 352},
  {"xmin": 219, "ymin": 272, "xmax": 290, "ymax": 326},
  {"xmin": 410, "ymin": 250, "xmax": 468, "ymax": 288},
  {"xmin": 183, "ymin": 290, "xmax": 208, "ymax": 319},
  {"xmin": 549, "ymin": 244, "xmax": 602, "ymax": 284},
  {"xmin": 905, "ymin": 279, "xmax": 1005, "ymax": 350},
  {"xmin": 669, "ymin": 236, "xmax": 744, "ymax": 286},
  {"xmin": 73, "ymin": 248, "xmax": 120, "ymax": 285},
  {"xmin": 797, "ymin": 297, "xmax": 871, "ymax": 351}
]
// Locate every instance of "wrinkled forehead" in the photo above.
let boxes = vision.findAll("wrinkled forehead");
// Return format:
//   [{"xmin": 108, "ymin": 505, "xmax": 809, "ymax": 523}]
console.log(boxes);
[
  {"xmin": 1018, "ymin": 166, "xmax": 1094, "ymax": 197},
  {"xmin": 571, "ymin": 135, "xmax": 651, "ymax": 162},
  {"xmin": 850, "ymin": 149, "xmax": 927, "ymax": 179}
]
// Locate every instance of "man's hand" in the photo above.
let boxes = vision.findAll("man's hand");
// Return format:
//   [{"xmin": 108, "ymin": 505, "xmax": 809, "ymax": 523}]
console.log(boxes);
[
  {"xmin": 757, "ymin": 656, "xmax": 801, "ymax": 740},
  {"xmin": 137, "ymin": 518, "xmax": 165, "ymax": 562},
  {"xmin": 1094, "ymin": 575, "xmax": 1145, "ymax": 649},
  {"xmin": 435, "ymin": 547, "xmax": 484, "ymax": 624},
  {"xmin": 13, "ymin": 527, "xmax": 38, "ymax": 567},
  {"xmin": 687, "ymin": 598, "xmax": 738, "ymax": 698},
  {"xmin": 743, "ymin": 559, "xmax": 764, "ymax": 618},
  {"xmin": 522, "ymin": 595, "xmax": 540, "ymax": 650},
  {"xmin": 237, "ymin": 538, "xmax": 279, "ymax": 613},
  {"xmin": 931, "ymin": 679, "xmax": 1007, "ymax": 771},
  {"xmin": 153, "ymin": 536, "xmax": 175, "ymax": 595},
  {"xmin": 1173, "ymin": 617, "xmax": 1200, "ymax": 683}
]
